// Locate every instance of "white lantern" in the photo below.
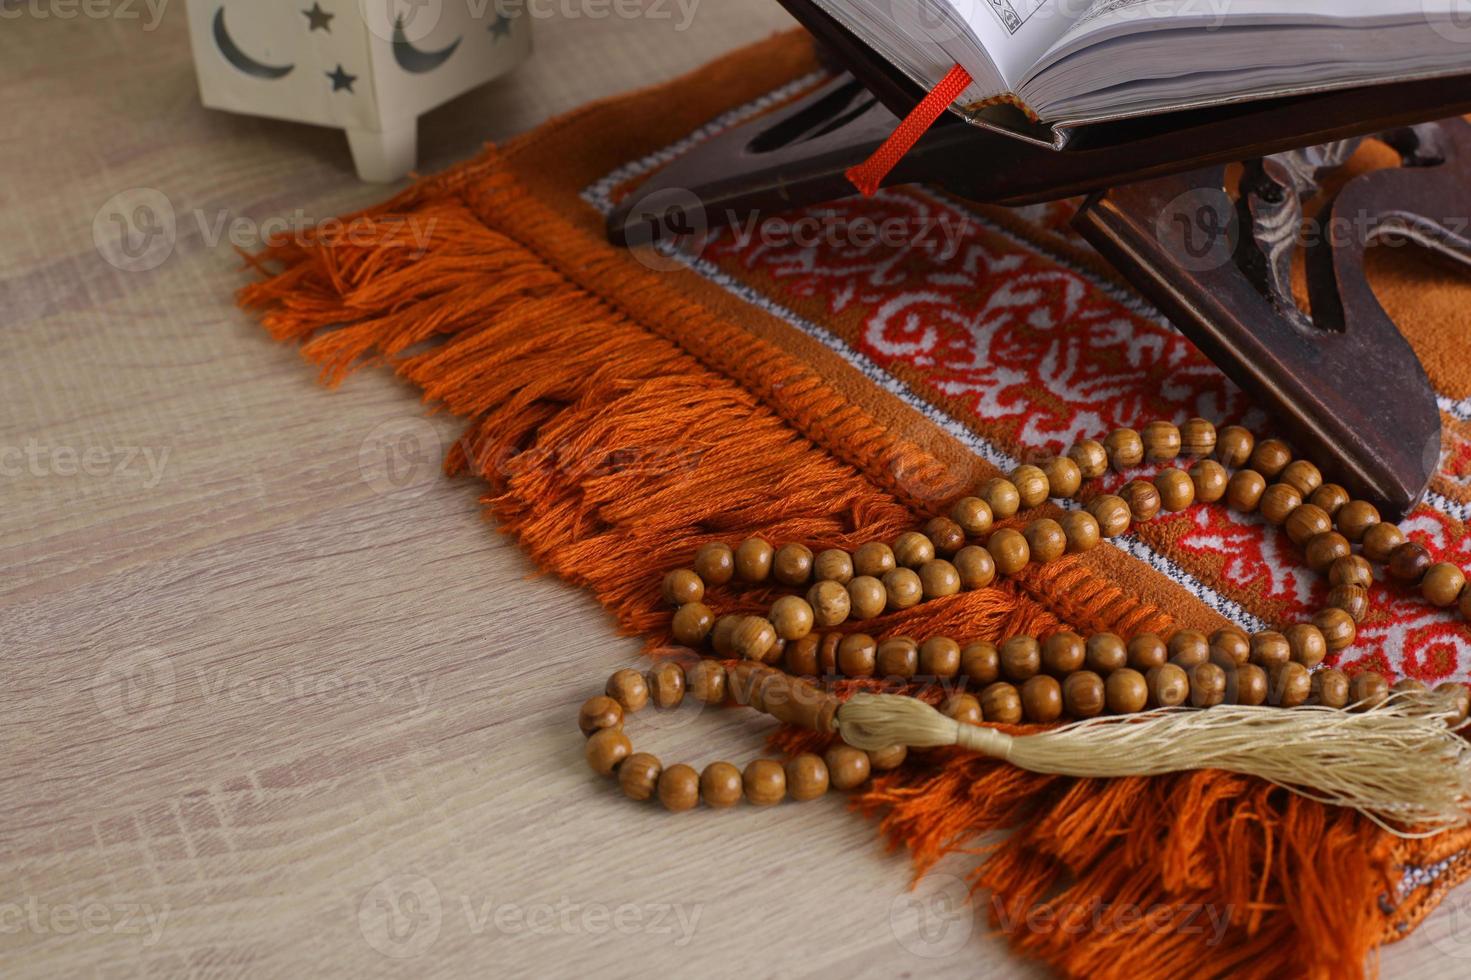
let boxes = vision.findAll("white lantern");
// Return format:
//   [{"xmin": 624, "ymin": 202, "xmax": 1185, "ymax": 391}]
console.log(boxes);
[{"xmin": 185, "ymin": 1, "xmax": 531, "ymax": 182}]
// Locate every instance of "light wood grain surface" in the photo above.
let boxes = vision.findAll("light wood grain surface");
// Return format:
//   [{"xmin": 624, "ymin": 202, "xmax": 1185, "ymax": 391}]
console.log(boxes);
[{"xmin": 2, "ymin": 4, "xmax": 1468, "ymax": 977}]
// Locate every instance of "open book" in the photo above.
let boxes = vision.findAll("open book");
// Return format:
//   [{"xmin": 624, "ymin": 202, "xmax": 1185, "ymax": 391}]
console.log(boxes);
[{"xmin": 811, "ymin": 0, "xmax": 1471, "ymax": 147}]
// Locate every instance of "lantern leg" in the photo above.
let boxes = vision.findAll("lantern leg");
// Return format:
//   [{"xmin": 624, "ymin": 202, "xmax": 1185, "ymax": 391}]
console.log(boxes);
[{"xmin": 346, "ymin": 120, "xmax": 418, "ymax": 183}]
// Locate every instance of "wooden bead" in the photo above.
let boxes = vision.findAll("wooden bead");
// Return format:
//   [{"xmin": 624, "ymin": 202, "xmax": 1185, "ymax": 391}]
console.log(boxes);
[
  {"xmin": 1329, "ymin": 555, "xmax": 1374, "ymax": 589},
  {"xmin": 1068, "ymin": 439, "xmax": 1110, "ymax": 479},
  {"xmin": 1284, "ymin": 623, "xmax": 1327, "ymax": 668},
  {"xmin": 1126, "ymin": 633, "xmax": 1168, "ymax": 671},
  {"xmin": 1189, "ymin": 459, "xmax": 1229, "ymax": 504},
  {"xmin": 1155, "ymin": 468, "xmax": 1195, "ymax": 512},
  {"xmin": 1209, "ymin": 628, "xmax": 1250, "ymax": 668},
  {"xmin": 1310, "ymin": 669, "xmax": 1350, "ymax": 708},
  {"xmin": 950, "ymin": 496, "xmax": 994, "ymax": 537},
  {"xmin": 1327, "ymin": 584, "xmax": 1369, "ymax": 623},
  {"xmin": 1104, "ymin": 668, "xmax": 1148, "ymax": 713},
  {"xmin": 1388, "ymin": 542, "xmax": 1432, "ymax": 584},
  {"xmin": 1063, "ymin": 670, "xmax": 1106, "ymax": 718},
  {"xmin": 734, "ymin": 537, "xmax": 774, "ymax": 582},
  {"xmin": 944, "ymin": 693, "xmax": 984, "ymax": 726},
  {"xmin": 1232, "ymin": 664, "xmax": 1269, "ymax": 706},
  {"xmin": 824, "ymin": 745, "xmax": 871, "ymax": 790},
  {"xmin": 813, "ymin": 549, "xmax": 854, "ymax": 584},
  {"xmin": 853, "ymin": 541, "xmax": 897, "ymax": 578},
  {"xmin": 657, "ymin": 763, "xmax": 699, "ymax": 812},
  {"xmin": 1423, "ymin": 563, "xmax": 1467, "ymax": 607},
  {"xmin": 671, "ymin": 602, "xmax": 715, "ymax": 647},
  {"xmin": 1348, "ymin": 672, "xmax": 1389, "ymax": 710},
  {"xmin": 1269, "ymin": 662, "xmax": 1312, "ymax": 707},
  {"xmin": 961, "ymin": 642, "xmax": 1001, "ymax": 686},
  {"xmin": 1249, "ymin": 631, "xmax": 1290, "ymax": 670},
  {"xmin": 818, "ymin": 632, "xmax": 842, "ymax": 676},
  {"xmin": 685, "ymin": 660, "xmax": 726, "ymax": 704},
  {"xmin": 1393, "ymin": 678, "xmax": 1428, "ymax": 696},
  {"xmin": 1000, "ymin": 635, "xmax": 1041, "ymax": 681},
  {"xmin": 954, "ymin": 546, "xmax": 997, "ymax": 589},
  {"xmin": 1167, "ymin": 629, "xmax": 1210, "ymax": 669},
  {"xmin": 578, "ymin": 696, "xmax": 623, "ymax": 737},
  {"xmin": 1189, "ymin": 662, "xmax": 1227, "ymax": 707},
  {"xmin": 784, "ymin": 635, "xmax": 819, "ymax": 677},
  {"xmin": 980, "ymin": 478, "xmax": 1021, "ymax": 520},
  {"xmin": 694, "ymin": 542, "xmax": 735, "ymax": 586},
  {"xmin": 1280, "ymin": 460, "xmax": 1322, "ymax": 497},
  {"xmin": 919, "ymin": 636, "xmax": 962, "ymax": 678},
  {"xmin": 786, "ymin": 754, "xmax": 830, "ymax": 801},
  {"xmin": 1312, "ymin": 607, "xmax": 1357, "ymax": 651},
  {"xmin": 1104, "ymin": 427, "xmax": 1144, "ymax": 470},
  {"xmin": 732, "ymin": 617, "xmax": 779, "ymax": 661},
  {"xmin": 770, "ymin": 596, "xmax": 815, "ymax": 641},
  {"xmin": 1022, "ymin": 518, "xmax": 1067, "ymax": 563},
  {"xmin": 1060, "ymin": 511, "xmax": 1101, "ymax": 553},
  {"xmin": 1180, "ymin": 418, "xmax": 1217, "ymax": 457},
  {"xmin": 1142, "ymin": 420, "xmax": 1181, "ymax": 462},
  {"xmin": 1086, "ymin": 494, "xmax": 1132, "ymax": 538},
  {"xmin": 883, "ymin": 567, "xmax": 924, "ymax": 610},
  {"xmin": 1225, "ymin": 469, "xmax": 1267, "ymax": 512},
  {"xmin": 646, "ymin": 662, "xmax": 686, "ymax": 709},
  {"xmin": 585, "ymin": 727, "xmax": 632, "ymax": 776},
  {"xmin": 846, "ymin": 575, "xmax": 887, "ymax": 620},
  {"xmin": 1011, "ymin": 464, "xmax": 1051, "ymax": 509},
  {"xmin": 867, "ymin": 744, "xmax": 908, "ymax": 770},
  {"xmin": 806, "ymin": 580, "xmax": 852, "ymax": 627},
  {"xmin": 1309, "ymin": 483, "xmax": 1350, "ymax": 516},
  {"xmin": 1335, "ymin": 500, "xmax": 1381, "ymax": 543},
  {"xmin": 988, "ymin": 528, "xmax": 1030, "ymax": 575},
  {"xmin": 919, "ymin": 559, "xmax": 962, "ymax": 599},
  {"xmin": 1361, "ymin": 522, "xmax": 1406, "ymax": 563},
  {"xmin": 1462, "ymin": 583, "xmax": 1471, "ymax": 620},
  {"xmin": 1021, "ymin": 675, "xmax": 1064, "ymax": 723},
  {"xmin": 893, "ymin": 531, "xmax": 935, "ymax": 569},
  {"xmin": 1120, "ymin": 480, "xmax": 1161, "ymax": 522},
  {"xmin": 1258, "ymin": 483, "xmax": 1302, "ymax": 524},
  {"xmin": 979, "ymin": 683, "xmax": 1022, "ymax": 724},
  {"xmin": 606, "ymin": 668, "xmax": 650, "ymax": 712},
  {"xmin": 923, "ymin": 516, "xmax": 966, "ymax": 556},
  {"xmin": 743, "ymin": 759, "xmax": 786, "ymax": 806},
  {"xmin": 1435, "ymin": 683, "xmax": 1471, "ymax": 725},
  {"xmin": 1041, "ymin": 631, "xmax": 1086, "ymax": 675},
  {"xmin": 1146, "ymin": 663, "xmax": 1189, "ymax": 708},
  {"xmin": 1084, "ymin": 632, "xmax": 1127, "ymax": 674},
  {"xmin": 876, "ymin": 637, "xmax": 919, "ymax": 679},
  {"xmin": 710, "ymin": 615, "xmax": 743, "ymax": 656},
  {"xmin": 1041, "ymin": 456, "xmax": 1082, "ymax": 499},
  {"xmin": 1284, "ymin": 504, "xmax": 1332, "ymax": 546},
  {"xmin": 1304, "ymin": 531, "xmax": 1351, "ymax": 573},
  {"xmin": 662, "ymin": 569, "xmax": 705, "ymax": 606},
  {"xmin": 619, "ymin": 752, "xmax": 661, "ymax": 801},
  {"xmin": 837, "ymin": 633, "xmax": 877, "ymax": 678},
  {"xmin": 1248, "ymin": 438, "xmax": 1292, "ymax": 479},
  {"xmin": 773, "ymin": 543, "xmax": 814, "ymax": 586},
  {"xmin": 1215, "ymin": 425, "xmax": 1255, "ymax": 468},
  {"xmin": 700, "ymin": 762, "xmax": 743, "ymax": 808}
]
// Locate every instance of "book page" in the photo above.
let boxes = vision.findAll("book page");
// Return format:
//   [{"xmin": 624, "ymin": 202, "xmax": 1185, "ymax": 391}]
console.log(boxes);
[{"xmin": 953, "ymin": 0, "xmax": 1088, "ymax": 87}]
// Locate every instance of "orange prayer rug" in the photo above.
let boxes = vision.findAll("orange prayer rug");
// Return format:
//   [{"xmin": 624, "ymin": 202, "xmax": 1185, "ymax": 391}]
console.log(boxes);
[{"xmin": 239, "ymin": 30, "xmax": 1471, "ymax": 979}]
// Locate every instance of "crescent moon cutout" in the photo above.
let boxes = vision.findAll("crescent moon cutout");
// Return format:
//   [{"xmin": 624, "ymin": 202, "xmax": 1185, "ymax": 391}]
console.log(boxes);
[
  {"xmin": 213, "ymin": 8, "xmax": 294, "ymax": 79},
  {"xmin": 391, "ymin": 16, "xmax": 461, "ymax": 73}
]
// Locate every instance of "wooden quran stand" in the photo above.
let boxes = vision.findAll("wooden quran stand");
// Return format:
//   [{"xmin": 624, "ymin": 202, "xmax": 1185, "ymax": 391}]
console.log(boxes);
[{"xmin": 607, "ymin": 0, "xmax": 1471, "ymax": 519}]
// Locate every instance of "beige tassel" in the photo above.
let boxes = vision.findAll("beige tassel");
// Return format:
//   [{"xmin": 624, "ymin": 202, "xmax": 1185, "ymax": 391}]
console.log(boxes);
[{"xmin": 835, "ymin": 691, "xmax": 1471, "ymax": 837}]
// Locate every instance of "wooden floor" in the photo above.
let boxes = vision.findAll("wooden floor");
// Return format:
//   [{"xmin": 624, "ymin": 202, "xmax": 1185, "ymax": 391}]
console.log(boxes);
[{"xmin": 2, "ymin": 5, "xmax": 1466, "ymax": 977}]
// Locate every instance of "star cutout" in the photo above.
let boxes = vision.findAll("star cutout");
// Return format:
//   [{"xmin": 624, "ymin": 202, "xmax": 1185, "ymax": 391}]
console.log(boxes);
[
  {"xmin": 489, "ymin": 13, "xmax": 513, "ymax": 40},
  {"xmin": 303, "ymin": 2, "xmax": 333, "ymax": 32},
  {"xmin": 326, "ymin": 64, "xmax": 356, "ymax": 92}
]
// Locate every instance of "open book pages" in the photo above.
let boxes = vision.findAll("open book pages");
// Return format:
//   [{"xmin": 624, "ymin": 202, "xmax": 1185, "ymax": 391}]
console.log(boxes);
[{"xmin": 810, "ymin": 0, "xmax": 1471, "ymax": 144}]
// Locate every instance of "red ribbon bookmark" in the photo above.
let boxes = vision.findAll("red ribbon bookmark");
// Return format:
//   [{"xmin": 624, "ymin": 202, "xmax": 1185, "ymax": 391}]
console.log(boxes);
[{"xmin": 845, "ymin": 64, "xmax": 974, "ymax": 197}]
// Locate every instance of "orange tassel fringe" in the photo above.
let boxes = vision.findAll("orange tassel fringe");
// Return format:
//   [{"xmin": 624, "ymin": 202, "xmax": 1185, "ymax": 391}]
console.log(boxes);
[{"xmin": 239, "ymin": 137, "xmax": 1459, "ymax": 978}]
